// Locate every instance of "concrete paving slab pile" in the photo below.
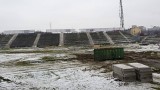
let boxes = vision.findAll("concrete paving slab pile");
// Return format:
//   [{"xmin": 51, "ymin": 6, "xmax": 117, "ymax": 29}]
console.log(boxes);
[
  {"xmin": 113, "ymin": 64, "xmax": 136, "ymax": 82},
  {"xmin": 128, "ymin": 63, "xmax": 153, "ymax": 82}
]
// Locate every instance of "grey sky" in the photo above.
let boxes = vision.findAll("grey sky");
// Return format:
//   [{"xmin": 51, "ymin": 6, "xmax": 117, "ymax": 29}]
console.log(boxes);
[{"xmin": 0, "ymin": 0, "xmax": 160, "ymax": 32}]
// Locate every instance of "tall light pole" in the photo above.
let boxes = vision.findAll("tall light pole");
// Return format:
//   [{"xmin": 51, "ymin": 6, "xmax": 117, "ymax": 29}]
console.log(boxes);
[
  {"xmin": 50, "ymin": 22, "xmax": 52, "ymax": 30},
  {"xmin": 120, "ymin": 0, "xmax": 124, "ymax": 29}
]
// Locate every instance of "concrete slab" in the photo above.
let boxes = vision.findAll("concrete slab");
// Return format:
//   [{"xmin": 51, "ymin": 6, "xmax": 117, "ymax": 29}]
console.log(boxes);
[
  {"xmin": 113, "ymin": 64, "xmax": 135, "ymax": 74},
  {"xmin": 113, "ymin": 72, "xmax": 136, "ymax": 82},
  {"xmin": 113, "ymin": 64, "xmax": 136, "ymax": 82},
  {"xmin": 113, "ymin": 64, "xmax": 135, "ymax": 70},
  {"xmin": 128, "ymin": 63, "xmax": 149, "ymax": 68},
  {"xmin": 128, "ymin": 63, "xmax": 151, "ymax": 72},
  {"xmin": 128, "ymin": 63, "xmax": 153, "ymax": 82}
]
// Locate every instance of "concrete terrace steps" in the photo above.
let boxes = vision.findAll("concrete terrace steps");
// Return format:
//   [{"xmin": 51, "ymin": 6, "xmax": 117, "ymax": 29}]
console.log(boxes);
[
  {"xmin": 59, "ymin": 32, "xmax": 64, "ymax": 46},
  {"xmin": 86, "ymin": 32, "xmax": 94, "ymax": 46},
  {"xmin": 63, "ymin": 32, "xmax": 90, "ymax": 46},
  {"xmin": 89, "ymin": 32, "xmax": 110, "ymax": 44},
  {"xmin": 106, "ymin": 31, "xmax": 126, "ymax": 44},
  {"xmin": 32, "ymin": 33, "xmax": 41, "ymax": 47},
  {"xmin": 103, "ymin": 32, "xmax": 114, "ymax": 45},
  {"xmin": 141, "ymin": 36, "xmax": 160, "ymax": 44},
  {"xmin": 5, "ymin": 34, "xmax": 18, "ymax": 48},
  {"xmin": 0, "ymin": 35, "xmax": 13, "ymax": 48},
  {"xmin": 119, "ymin": 31, "xmax": 134, "ymax": 42},
  {"xmin": 10, "ymin": 33, "xmax": 37, "ymax": 48},
  {"xmin": 119, "ymin": 31, "xmax": 131, "ymax": 43},
  {"xmin": 140, "ymin": 36, "xmax": 148, "ymax": 43},
  {"xmin": 37, "ymin": 33, "xmax": 60, "ymax": 48},
  {"xmin": 0, "ymin": 31, "xmax": 136, "ymax": 48},
  {"xmin": 77, "ymin": 33, "xmax": 90, "ymax": 45}
]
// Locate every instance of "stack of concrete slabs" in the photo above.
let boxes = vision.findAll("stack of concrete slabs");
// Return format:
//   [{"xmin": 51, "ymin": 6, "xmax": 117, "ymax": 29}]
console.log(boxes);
[
  {"xmin": 113, "ymin": 64, "xmax": 136, "ymax": 82},
  {"xmin": 128, "ymin": 63, "xmax": 153, "ymax": 82}
]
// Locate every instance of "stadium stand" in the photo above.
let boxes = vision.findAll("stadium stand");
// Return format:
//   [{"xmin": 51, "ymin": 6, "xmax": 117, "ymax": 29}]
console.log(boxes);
[
  {"xmin": 0, "ymin": 34, "xmax": 13, "ymax": 48},
  {"xmin": 10, "ymin": 33, "xmax": 37, "ymax": 48},
  {"xmin": 141, "ymin": 35, "xmax": 160, "ymax": 44},
  {"xmin": 120, "ymin": 30, "xmax": 134, "ymax": 42},
  {"xmin": 90, "ymin": 32, "xmax": 109, "ymax": 45},
  {"xmin": 37, "ymin": 33, "xmax": 60, "ymax": 48},
  {"xmin": 64, "ymin": 32, "xmax": 90, "ymax": 46},
  {"xmin": 106, "ymin": 31, "xmax": 131, "ymax": 44}
]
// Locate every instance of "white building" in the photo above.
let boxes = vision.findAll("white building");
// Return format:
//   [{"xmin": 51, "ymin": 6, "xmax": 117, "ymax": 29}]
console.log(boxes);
[
  {"xmin": 3, "ymin": 30, "xmax": 35, "ymax": 34},
  {"xmin": 79, "ymin": 27, "xmax": 124, "ymax": 32},
  {"xmin": 46, "ymin": 29, "xmax": 76, "ymax": 33}
]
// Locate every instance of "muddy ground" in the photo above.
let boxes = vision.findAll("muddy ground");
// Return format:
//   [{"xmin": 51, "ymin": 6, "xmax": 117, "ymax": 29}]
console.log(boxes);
[
  {"xmin": 75, "ymin": 51, "xmax": 160, "ymax": 73},
  {"xmin": 0, "ymin": 47, "xmax": 160, "ymax": 90}
]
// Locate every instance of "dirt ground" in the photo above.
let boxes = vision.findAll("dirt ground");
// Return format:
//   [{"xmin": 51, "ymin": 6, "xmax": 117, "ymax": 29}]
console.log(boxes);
[
  {"xmin": 74, "ymin": 51, "xmax": 160, "ymax": 73},
  {"xmin": 0, "ymin": 47, "xmax": 160, "ymax": 90},
  {"xmin": 125, "ymin": 51, "xmax": 160, "ymax": 71}
]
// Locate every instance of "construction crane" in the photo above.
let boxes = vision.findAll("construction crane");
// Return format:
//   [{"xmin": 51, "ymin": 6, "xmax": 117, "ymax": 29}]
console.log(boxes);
[{"xmin": 119, "ymin": 0, "xmax": 124, "ymax": 29}]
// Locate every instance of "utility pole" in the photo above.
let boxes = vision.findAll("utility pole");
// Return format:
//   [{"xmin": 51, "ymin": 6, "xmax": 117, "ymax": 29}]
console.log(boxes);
[
  {"xmin": 50, "ymin": 22, "xmax": 52, "ymax": 30},
  {"xmin": 120, "ymin": 0, "xmax": 124, "ymax": 29}
]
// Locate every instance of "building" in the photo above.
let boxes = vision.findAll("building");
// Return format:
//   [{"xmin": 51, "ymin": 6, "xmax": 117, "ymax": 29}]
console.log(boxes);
[
  {"xmin": 79, "ymin": 27, "xmax": 124, "ymax": 32},
  {"xmin": 130, "ymin": 26, "xmax": 141, "ymax": 36},
  {"xmin": 3, "ymin": 30, "xmax": 35, "ymax": 34},
  {"xmin": 139, "ymin": 26, "xmax": 146, "ymax": 31},
  {"xmin": 148, "ymin": 26, "xmax": 160, "ymax": 35},
  {"xmin": 46, "ymin": 29, "xmax": 76, "ymax": 33}
]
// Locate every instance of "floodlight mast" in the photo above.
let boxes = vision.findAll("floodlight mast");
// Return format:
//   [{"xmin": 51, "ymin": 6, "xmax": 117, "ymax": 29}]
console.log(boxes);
[{"xmin": 120, "ymin": 0, "xmax": 124, "ymax": 29}]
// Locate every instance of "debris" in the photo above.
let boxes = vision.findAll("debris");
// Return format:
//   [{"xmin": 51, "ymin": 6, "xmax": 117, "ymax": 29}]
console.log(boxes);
[{"xmin": 0, "ymin": 76, "xmax": 12, "ymax": 83}]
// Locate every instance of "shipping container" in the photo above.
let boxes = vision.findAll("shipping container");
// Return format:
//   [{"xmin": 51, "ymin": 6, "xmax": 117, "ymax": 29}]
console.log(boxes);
[{"xmin": 94, "ymin": 47, "xmax": 124, "ymax": 61}]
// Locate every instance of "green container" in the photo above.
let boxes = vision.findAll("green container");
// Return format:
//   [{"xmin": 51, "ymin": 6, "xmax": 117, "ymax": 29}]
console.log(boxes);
[{"xmin": 94, "ymin": 48, "xmax": 124, "ymax": 61}]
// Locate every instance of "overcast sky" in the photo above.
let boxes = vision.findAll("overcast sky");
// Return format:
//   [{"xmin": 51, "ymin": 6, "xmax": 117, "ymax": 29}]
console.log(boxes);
[{"xmin": 0, "ymin": 0, "xmax": 160, "ymax": 32}]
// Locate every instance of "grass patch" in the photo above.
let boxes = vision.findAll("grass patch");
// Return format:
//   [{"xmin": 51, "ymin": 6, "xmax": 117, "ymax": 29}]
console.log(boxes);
[
  {"xmin": 15, "ymin": 61, "xmax": 33, "ymax": 66},
  {"xmin": 41, "ymin": 56, "xmax": 56, "ymax": 61}
]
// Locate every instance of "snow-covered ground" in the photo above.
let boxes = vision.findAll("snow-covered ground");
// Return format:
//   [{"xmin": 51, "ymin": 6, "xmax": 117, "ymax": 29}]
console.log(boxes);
[
  {"xmin": 153, "ymin": 73, "xmax": 160, "ymax": 83},
  {"xmin": 0, "ymin": 53, "xmax": 159, "ymax": 90},
  {"xmin": 125, "ymin": 44, "xmax": 160, "ymax": 52}
]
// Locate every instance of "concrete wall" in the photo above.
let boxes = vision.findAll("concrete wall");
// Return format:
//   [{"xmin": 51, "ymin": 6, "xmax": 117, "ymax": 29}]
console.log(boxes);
[
  {"xmin": 46, "ymin": 29, "xmax": 76, "ymax": 33},
  {"xmin": 79, "ymin": 27, "xmax": 124, "ymax": 32},
  {"xmin": 3, "ymin": 30, "xmax": 35, "ymax": 34}
]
